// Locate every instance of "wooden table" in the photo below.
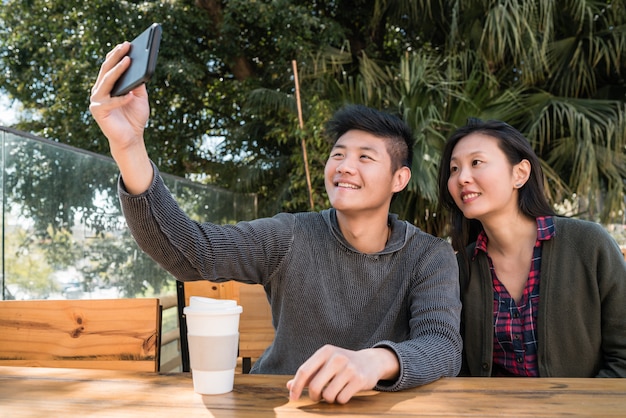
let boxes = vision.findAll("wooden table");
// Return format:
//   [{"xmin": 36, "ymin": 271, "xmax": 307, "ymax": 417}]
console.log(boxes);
[{"xmin": 1, "ymin": 366, "xmax": 624, "ymax": 417}]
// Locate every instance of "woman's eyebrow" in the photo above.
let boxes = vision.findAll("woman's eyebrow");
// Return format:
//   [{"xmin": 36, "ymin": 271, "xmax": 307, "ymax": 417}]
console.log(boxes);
[{"xmin": 450, "ymin": 150, "xmax": 485, "ymax": 160}]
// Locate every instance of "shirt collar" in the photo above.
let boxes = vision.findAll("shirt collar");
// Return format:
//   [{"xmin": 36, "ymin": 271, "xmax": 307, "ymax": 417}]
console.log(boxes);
[{"xmin": 473, "ymin": 216, "xmax": 555, "ymax": 259}]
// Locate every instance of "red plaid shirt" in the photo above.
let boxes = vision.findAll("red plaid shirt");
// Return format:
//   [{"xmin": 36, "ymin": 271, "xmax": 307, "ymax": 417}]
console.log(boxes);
[{"xmin": 473, "ymin": 216, "xmax": 555, "ymax": 376}]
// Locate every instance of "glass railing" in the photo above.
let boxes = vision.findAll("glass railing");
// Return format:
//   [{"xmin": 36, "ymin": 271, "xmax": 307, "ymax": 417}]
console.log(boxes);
[{"xmin": 0, "ymin": 127, "xmax": 257, "ymax": 301}]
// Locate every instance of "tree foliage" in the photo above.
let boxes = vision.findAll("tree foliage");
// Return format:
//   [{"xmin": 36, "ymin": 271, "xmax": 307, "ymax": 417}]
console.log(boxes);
[{"xmin": 1, "ymin": 0, "xmax": 625, "ymax": 233}]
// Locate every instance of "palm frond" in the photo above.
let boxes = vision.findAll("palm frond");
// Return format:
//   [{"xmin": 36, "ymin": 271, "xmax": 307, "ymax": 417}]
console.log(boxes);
[
  {"xmin": 522, "ymin": 94, "xmax": 626, "ymax": 221},
  {"xmin": 247, "ymin": 88, "xmax": 297, "ymax": 115}
]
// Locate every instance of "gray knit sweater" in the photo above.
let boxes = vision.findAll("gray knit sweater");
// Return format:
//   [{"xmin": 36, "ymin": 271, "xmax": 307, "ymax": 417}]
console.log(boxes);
[{"xmin": 119, "ymin": 163, "xmax": 462, "ymax": 391}]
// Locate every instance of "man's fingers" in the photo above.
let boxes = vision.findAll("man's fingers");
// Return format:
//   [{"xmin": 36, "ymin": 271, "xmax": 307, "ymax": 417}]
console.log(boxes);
[
  {"xmin": 91, "ymin": 43, "xmax": 131, "ymax": 99},
  {"xmin": 92, "ymin": 56, "xmax": 130, "ymax": 100},
  {"xmin": 330, "ymin": 378, "xmax": 362, "ymax": 405},
  {"xmin": 287, "ymin": 346, "xmax": 389, "ymax": 404},
  {"xmin": 307, "ymin": 351, "xmax": 351, "ymax": 402},
  {"xmin": 288, "ymin": 364, "xmax": 318, "ymax": 400},
  {"xmin": 287, "ymin": 347, "xmax": 332, "ymax": 401}
]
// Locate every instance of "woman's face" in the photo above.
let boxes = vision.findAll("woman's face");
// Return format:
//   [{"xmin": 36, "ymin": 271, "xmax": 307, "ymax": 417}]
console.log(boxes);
[{"xmin": 447, "ymin": 133, "xmax": 521, "ymax": 222}]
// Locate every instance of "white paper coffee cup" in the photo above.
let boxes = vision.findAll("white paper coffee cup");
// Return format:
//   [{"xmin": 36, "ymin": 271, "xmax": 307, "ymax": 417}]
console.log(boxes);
[{"xmin": 184, "ymin": 296, "xmax": 243, "ymax": 395}]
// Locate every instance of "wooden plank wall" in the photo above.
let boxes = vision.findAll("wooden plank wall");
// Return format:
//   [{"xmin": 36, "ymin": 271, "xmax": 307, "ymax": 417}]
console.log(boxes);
[{"xmin": 0, "ymin": 298, "xmax": 161, "ymax": 372}]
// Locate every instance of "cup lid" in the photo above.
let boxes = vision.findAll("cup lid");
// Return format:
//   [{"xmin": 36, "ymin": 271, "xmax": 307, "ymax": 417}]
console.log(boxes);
[{"xmin": 184, "ymin": 296, "xmax": 242, "ymax": 315}]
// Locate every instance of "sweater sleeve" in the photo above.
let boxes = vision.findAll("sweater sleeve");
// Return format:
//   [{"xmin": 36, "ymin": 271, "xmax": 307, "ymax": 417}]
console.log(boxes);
[
  {"xmin": 541, "ymin": 218, "xmax": 626, "ymax": 377},
  {"xmin": 592, "ymin": 224, "xmax": 626, "ymax": 377},
  {"xmin": 373, "ymin": 237, "xmax": 463, "ymax": 390},
  {"xmin": 118, "ymin": 162, "xmax": 292, "ymax": 285}
]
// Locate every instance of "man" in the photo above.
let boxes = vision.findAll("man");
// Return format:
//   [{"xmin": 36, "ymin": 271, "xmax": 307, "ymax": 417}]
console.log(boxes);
[{"xmin": 90, "ymin": 41, "xmax": 462, "ymax": 404}]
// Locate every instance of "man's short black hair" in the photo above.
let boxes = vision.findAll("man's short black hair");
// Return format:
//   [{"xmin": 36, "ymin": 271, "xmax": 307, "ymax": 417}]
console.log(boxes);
[{"xmin": 325, "ymin": 104, "xmax": 414, "ymax": 172}]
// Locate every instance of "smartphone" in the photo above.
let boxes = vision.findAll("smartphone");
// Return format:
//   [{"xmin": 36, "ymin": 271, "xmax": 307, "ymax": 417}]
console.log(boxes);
[{"xmin": 111, "ymin": 23, "xmax": 162, "ymax": 97}]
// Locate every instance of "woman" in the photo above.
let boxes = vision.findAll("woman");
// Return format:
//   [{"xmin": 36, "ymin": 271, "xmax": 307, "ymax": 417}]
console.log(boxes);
[{"xmin": 438, "ymin": 118, "xmax": 626, "ymax": 377}]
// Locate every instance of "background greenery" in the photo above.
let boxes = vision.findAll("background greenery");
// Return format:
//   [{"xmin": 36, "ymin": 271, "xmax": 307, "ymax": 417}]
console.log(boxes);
[{"xmin": 1, "ymin": 0, "xmax": 625, "ymax": 238}]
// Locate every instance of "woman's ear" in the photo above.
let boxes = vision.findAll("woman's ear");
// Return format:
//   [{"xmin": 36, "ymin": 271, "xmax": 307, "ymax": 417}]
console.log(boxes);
[
  {"xmin": 392, "ymin": 166, "xmax": 412, "ymax": 193},
  {"xmin": 513, "ymin": 159, "xmax": 531, "ymax": 188}
]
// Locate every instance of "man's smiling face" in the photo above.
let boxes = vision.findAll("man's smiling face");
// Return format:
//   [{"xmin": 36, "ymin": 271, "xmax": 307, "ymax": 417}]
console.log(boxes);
[{"xmin": 324, "ymin": 129, "xmax": 398, "ymax": 215}]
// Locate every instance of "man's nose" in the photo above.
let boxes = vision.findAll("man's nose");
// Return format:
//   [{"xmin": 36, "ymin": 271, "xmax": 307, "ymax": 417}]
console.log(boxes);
[{"xmin": 336, "ymin": 157, "xmax": 356, "ymax": 174}]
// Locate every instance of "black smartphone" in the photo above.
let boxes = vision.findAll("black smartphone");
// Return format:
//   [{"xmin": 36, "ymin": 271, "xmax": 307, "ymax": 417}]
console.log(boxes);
[{"xmin": 111, "ymin": 23, "xmax": 162, "ymax": 97}]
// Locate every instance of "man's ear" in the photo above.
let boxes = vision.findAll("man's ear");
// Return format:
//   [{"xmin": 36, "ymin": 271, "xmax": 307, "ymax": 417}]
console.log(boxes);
[{"xmin": 392, "ymin": 166, "xmax": 411, "ymax": 193}]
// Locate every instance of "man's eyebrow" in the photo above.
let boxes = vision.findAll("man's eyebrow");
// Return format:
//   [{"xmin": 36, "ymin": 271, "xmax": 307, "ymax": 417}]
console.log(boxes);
[{"xmin": 331, "ymin": 143, "xmax": 381, "ymax": 153}]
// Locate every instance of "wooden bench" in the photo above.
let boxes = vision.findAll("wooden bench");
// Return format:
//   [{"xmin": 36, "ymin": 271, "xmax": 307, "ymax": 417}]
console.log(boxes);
[
  {"xmin": 0, "ymin": 298, "xmax": 161, "ymax": 372},
  {"xmin": 182, "ymin": 281, "xmax": 274, "ymax": 373}
]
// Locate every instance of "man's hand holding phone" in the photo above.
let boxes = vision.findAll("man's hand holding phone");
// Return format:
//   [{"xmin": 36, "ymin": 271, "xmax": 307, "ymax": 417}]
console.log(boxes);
[
  {"xmin": 90, "ymin": 23, "xmax": 162, "ymax": 136},
  {"xmin": 90, "ymin": 41, "xmax": 149, "ymax": 148},
  {"xmin": 89, "ymin": 24, "xmax": 161, "ymax": 196},
  {"xmin": 111, "ymin": 23, "xmax": 161, "ymax": 97}
]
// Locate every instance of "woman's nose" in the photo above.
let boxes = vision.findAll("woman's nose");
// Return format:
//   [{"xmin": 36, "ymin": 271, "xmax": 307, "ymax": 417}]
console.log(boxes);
[{"xmin": 456, "ymin": 167, "xmax": 471, "ymax": 184}]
